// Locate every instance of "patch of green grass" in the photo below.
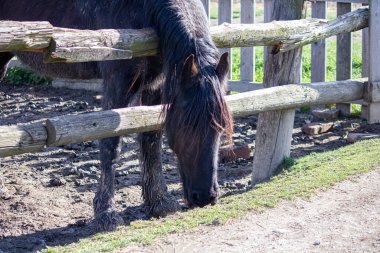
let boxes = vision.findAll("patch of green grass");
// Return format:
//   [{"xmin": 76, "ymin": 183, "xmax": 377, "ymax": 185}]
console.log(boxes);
[
  {"xmin": 4, "ymin": 67, "xmax": 52, "ymax": 86},
  {"xmin": 300, "ymin": 105, "xmax": 311, "ymax": 113},
  {"xmin": 44, "ymin": 139, "xmax": 380, "ymax": 253},
  {"xmin": 351, "ymin": 104, "xmax": 362, "ymax": 117}
]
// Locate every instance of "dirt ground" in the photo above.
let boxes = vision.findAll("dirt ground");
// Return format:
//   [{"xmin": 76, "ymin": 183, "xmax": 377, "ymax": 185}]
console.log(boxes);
[
  {"xmin": 0, "ymin": 83, "xmax": 380, "ymax": 252},
  {"xmin": 126, "ymin": 168, "xmax": 380, "ymax": 253}
]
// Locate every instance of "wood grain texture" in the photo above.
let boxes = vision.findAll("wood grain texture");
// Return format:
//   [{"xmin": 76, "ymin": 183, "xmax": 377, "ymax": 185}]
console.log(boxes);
[
  {"xmin": 252, "ymin": 0, "xmax": 303, "ymax": 184},
  {"xmin": 364, "ymin": 0, "xmax": 380, "ymax": 123},
  {"xmin": 311, "ymin": 1, "xmax": 327, "ymax": 83},
  {"xmin": 278, "ymin": 6, "xmax": 368, "ymax": 52},
  {"xmin": 240, "ymin": 0, "xmax": 255, "ymax": 81},
  {"xmin": 0, "ymin": 21, "xmax": 52, "ymax": 52},
  {"xmin": 46, "ymin": 27, "xmax": 157, "ymax": 62},
  {"xmin": 368, "ymin": 0, "xmax": 380, "ymax": 101},
  {"xmin": 0, "ymin": 7, "xmax": 369, "ymax": 62},
  {"xmin": 362, "ymin": 27, "xmax": 369, "ymax": 77},
  {"xmin": 336, "ymin": 3, "xmax": 353, "ymax": 115},
  {"xmin": 218, "ymin": 0, "xmax": 232, "ymax": 78},
  {"xmin": 0, "ymin": 79, "xmax": 366, "ymax": 157},
  {"xmin": 0, "ymin": 124, "xmax": 47, "ymax": 157},
  {"xmin": 313, "ymin": 0, "xmax": 368, "ymax": 3},
  {"xmin": 46, "ymin": 105, "xmax": 164, "ymax": 146}
]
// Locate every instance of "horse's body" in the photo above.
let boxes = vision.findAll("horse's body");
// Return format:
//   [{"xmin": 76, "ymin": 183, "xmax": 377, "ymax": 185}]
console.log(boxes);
[{"xmin": 0, "ymin": 0, "xmax": 232, "ymax": 231}]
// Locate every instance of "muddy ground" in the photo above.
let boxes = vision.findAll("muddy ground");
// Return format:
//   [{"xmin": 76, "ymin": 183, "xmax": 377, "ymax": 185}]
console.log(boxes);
[{"xmin": 0, "ymin": 83, "xmax": 379, "ymax": 252}]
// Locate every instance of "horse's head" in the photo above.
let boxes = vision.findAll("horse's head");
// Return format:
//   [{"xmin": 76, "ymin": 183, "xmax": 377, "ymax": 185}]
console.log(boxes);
[{"xmin": 165, "ymin": 52, "xmax": 232, "ymax": 208}]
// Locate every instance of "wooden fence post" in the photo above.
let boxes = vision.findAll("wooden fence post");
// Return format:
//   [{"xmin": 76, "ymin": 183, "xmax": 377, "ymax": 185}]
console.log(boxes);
[
  {"xmin": 251, "ymin": 0, "xmax": 303, "ymax": 184},
  {"xmin": 240, "ymin": 0, "xmax": 255, "ymax": 82},
  {"xmin": 311, "ymin": 1, "xmax": 327, "ymax": 83},
  {"xmin": 263, "ymin": 0, "xmax": 273, "ymax": 63},
  {"xmin": 363, "ymin": 0, "xmax": 380, "ymax": 123},
  {"xmin": 336, "ymin": 2, "xmax": 353, "ymax": 116},
  {"xmin": 218, "ymin": 0, "xmax": 232, "ymax": 78},
  {"xmin": 362, "ymin": 4, "xmax": 370, "ymax": 78}
]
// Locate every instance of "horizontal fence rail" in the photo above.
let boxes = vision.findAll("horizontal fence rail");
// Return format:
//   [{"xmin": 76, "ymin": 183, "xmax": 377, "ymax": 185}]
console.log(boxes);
[
  {"xmin": 313, "ymin": 0, "xmax": 368, "ymax": 3},
  {"xmin": 0, "ymin": 78, "xmax": 367, "ymax": 158},
  {"xmin": 0, "ymin": 7, "xmax": 369, "ymax": 63}
]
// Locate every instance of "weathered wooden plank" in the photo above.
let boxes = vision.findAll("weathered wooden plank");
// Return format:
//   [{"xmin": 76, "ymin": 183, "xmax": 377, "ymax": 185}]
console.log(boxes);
[
  {"xmin": 218, "ymin": 0, "xmax": 232, "ymax": 78},
  {"xmin": 0, "ymin": 21, "xmax": 52, "ymax": 52},
  {"xmin": 45, "ymin": 78, "xmax": 366, "ymax": 147},
  {"xmin": 0, "ymin": 124, "xmax": 47, "ymax": 157},
  {"xmin": 313, "ymin": 0, "xmax": 368, "ymax": 3},
  {"xmin": 336, "ymin": 3, "xmax": 352, "ymax": 81},
  {"xmin": 336, "ymin": 3, "xmax": 352, "ymax": 115},
  {"xmin": 252, "ymin": 0, "xmax": 303, "ymax": 184},
  {"xmin": 362, "ymin": 26, "xmax": 369, "ymax": 77},
  {"xmin": 50, "ymin": 78, "xmax": 265, "ymax": 93},
  {"xmin": 52, "ymin": 79, "xmax": 103, "ymax": 92},
  {"xmin": 364, "ymin": 0, "xmax": 380, "ymax": 123},
  {"xmin": 45, "ymin": 106, "xmax": 164, "ymax": 147},
  {"xmin": 46, "ymin": 27, "xmax": 158, "ymax": 62},
  {"xmin": 361, "ymin": 2, "xmax": 370, "ymax": 78},
  {"xmin": 228, "ymin": 81, "xmax": 263, "ymax": 93},
  {"xmin": 211, "ymin": 7, "xmax": 368, "ymax": 52},
  {"xmin": 263, "ymin": 0, "xmax": 273, "ymax": 63},
  {"xmin": 227, "ymin": 79, "xmax": 366, "ymax": 117},
  {"xmin": 240, "ymin": 0, "xmax": 255, "ymax": 82},
  {"xmin": 367, "ymin": 0, "xmax": 380, "ymax": 101},
  {"xmin": 0, "ymin": 78, "xmax": 366, "ymax": 157},
  {"xmin": 311, "ymin": 1, "xmax": 327, "ymax": 83},
  {"xmin": 0, "ymin": 7, "xmax": 369, "ymax": 62}
]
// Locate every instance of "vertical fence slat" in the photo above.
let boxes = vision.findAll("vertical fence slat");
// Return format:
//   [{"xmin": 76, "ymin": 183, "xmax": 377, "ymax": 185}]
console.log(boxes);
[
  {"xmin": 363, "ymin": 0, "xmax": 380, "ymax": 123},
  {"xmin": 362, "ymin": 27, "xmax": 369, "ymax": 77},
  {"xmin": 240, "ymin": 0, "xmax": 255, "ymax": 82},
  {"xmin": 336, "ymin": 2, "xmax": 352, "ymax": 116},
  {"xmin": 311, "ymin": 1, "xmax": 327, "ymax": 83},
  {"xmin": 201, "ymin": 0, "xmax": 210, "ymax": 18},
  {"xmin": 362, "ymin": 3, "xmax": 370, "ymax": 78},
  {"xmin": 263, "ymin": 0, "xmax": 273, "ymax": 64},
  {"xmin": 218, "ymin": 0, "xmax": 232, "ymax": 78}
]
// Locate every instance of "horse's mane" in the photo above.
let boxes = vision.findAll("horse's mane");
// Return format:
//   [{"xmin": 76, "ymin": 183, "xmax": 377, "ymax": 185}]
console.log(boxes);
[{"xmin": 145, "ymin": 0, "xmax": 233, "ymax": 142}]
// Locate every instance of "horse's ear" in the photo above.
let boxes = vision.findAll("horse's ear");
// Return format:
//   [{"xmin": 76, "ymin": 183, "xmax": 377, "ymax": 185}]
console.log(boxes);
[
  {"xmin": 216, "ymin": 52, "xmax": 229, "ymax": 82},
  {"xmin": 183, "ymin": 54, "xmax": 199, "ymax": 80}
]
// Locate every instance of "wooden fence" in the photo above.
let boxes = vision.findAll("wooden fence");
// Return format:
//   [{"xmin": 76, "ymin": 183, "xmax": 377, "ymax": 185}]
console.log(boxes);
[
  {"xmin": 201, "ymin": 0, "xmax": 370, "ymax": 115},
  {"xmin": 0, "ymin": 0, "xmax": 379, "ymax": 158}
]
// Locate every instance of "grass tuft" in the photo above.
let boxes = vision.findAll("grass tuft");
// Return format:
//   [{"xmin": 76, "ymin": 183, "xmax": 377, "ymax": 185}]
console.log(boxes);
[{"xmin": 4, "ymin": 67, "xmax": 52, "ymax": 86}]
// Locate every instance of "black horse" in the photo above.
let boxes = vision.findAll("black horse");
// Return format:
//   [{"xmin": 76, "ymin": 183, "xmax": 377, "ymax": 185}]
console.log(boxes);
[{"xmin": 0, "ymin": 0, "xmax": 232, "ymax": 231}]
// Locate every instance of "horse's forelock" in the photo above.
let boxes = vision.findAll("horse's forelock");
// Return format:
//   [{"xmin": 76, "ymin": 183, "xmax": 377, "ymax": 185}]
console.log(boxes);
[{"xmin": 165, "ymin": 71, "xmax": 233, "ymax": 150}]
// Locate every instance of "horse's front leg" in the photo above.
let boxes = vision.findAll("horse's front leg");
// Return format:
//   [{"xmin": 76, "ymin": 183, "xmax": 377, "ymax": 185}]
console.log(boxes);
[
  {"xmin": 93, "ymin": 136, "xmax": 124, "ymax": 231},
  {"xmin": 139, "ymin": 90, "xmax": 179, "ymax": 217},
  {"xmin": 94, "ymin": 61, "xmax": 141, "ymax": 231}
]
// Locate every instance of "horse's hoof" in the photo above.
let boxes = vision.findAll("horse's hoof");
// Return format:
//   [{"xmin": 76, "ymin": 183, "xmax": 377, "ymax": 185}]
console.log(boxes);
[
  {"xmin": 146, "ymin": 194, "xmax": 179, "ymax": 218},
  {"xmin": 94, "ymin": 209, "xmax": 123, "ymax": 232}
]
